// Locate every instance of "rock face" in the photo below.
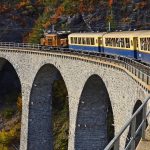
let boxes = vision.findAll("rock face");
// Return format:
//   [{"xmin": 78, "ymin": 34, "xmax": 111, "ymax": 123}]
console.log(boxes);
[
  {"xmin": 0, "ymin": 14, "xmax": 34, "ymax": 42},
  {"xmin": 80, "ymin": 0, "xmax": 150, "ymax": 31},
  {"xmin": 0, "ymin": 1, "xmax": 42, "ymax": 42}
]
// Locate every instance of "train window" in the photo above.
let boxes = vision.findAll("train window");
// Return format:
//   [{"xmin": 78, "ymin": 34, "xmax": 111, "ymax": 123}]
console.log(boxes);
[
  {"xmin": 78, "ymin": 38, "xmax": 81, "ymax": 44},
  {"xmin": 85, "ymin": 38, "xmax": 87, "ymax": 44},
  {"xmin": 115, "ymin": 38, "xmax": 117, "ymax": 47},
  {"xmin": 146, "ymin": 38, "xmax": 149, "ymax": 51},
  {"xmin": 109, "ymin": 38, "xmax": 112, "ymax": 46},
  {"xmin": 148, "ymin": 38, "xmax": 150, "ymax": 51},
  {"xmin": 48, "ymin": 38, "xmax": 53, "ymax": 45},
  {"xmin": 140, "ymin": 38, "xmax": 144, "ymax": 50},
  {"xmin": 140, "ymin": 38, "xmax": 149, "ymax": 51},
  {"xmin": 121, "ymin": 38, "xmax": 125, "ymax": 48},
  {"xmin": 109, "ymin": 38, "xmax": 111, "ymax": 46},
  {"xmin": 105, "ymin": 38, "xmax": 116, "ymax": 47},
  {"xmin": 82, "ymin": 38, "xmax": 86, "ymax": 44},
  {"xmin": 105, "ymin": 38, "xmax": 108, "ymax": 46},
  {"xmin": 112, "ymin": 38, "xmax": 116, "ymax": 47},
  {"xmin": 73, "ymin": 37, "xmax": 75, "ymax": 44},
  {"xmin": 87, "ymin": 38, "xmax": 90, "ymax": 45},
  {"xmin": 74, "ymin": 37, "xmax": 77, "ymax": 44},
  {"xmin": 116, "ymin": 38, "xmax": 120, "ymax": 47},
  {"xmin": 144, "ymin": 38, "xmax": 147, "ymax": 51},
  {"xmin": 125, "ymin": 38, "xmax": 130, "ymax": 48},
  {"xmin": 108, "ymin": 38, "xmax": 110, "ymax": 46},
  {"xmin": 133, "ymin": 38, "xmax": 139, "ymax": 48},
  {"xmin": 98, "ymin": 38, "xmax": 102, "ymax": 45},
  {"xmin": 71, "ymin": 37, "xmax": 74, "ymax": 44},
  {"xmin": 91, "ymin": 38, "xmax": 95, "ymax": 45}
]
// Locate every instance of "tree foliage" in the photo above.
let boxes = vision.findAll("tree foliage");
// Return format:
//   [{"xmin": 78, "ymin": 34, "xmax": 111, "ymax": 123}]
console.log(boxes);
[{"xmin": 0, "ymin": 123, "xmax": 21, "ymax": 146}]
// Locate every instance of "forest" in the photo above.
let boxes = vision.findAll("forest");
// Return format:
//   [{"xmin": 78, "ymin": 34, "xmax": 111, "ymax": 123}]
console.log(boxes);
[{"xmin": 0, "ymin": 0, "xmax": 149, "ymax": 43}]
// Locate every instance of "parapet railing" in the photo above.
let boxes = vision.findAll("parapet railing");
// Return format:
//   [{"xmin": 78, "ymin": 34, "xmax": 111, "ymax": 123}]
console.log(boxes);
[
  {"xmin": 104, "ymin": 96, "xmax": 150, "ymax": 150},
  {"xmin": 0, "ymin": 42, "xmax": 150, "ymax": 86}
]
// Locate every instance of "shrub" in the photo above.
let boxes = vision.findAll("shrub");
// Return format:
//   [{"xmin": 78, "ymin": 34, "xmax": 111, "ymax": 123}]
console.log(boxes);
[
  {"xmin": 0, "ymin": 123, "xmax": 21, "ymax": 147},
  {"xmin": 1, "ymin": 108, "xmax": 16, "ymax": 119}
]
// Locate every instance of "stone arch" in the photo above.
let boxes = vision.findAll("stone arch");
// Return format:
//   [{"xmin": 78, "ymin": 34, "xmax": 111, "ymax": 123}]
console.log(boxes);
[
  {"xmin": 0, "ymin": 57, "xmax": 22, "ymax": 149},
  {"xmin": 75, "ymin": 74, "xmax": 114, "ymax": 150},
  {"xmin": 28, "ymin": 64, "xmax": 69, "ymax": 150}
]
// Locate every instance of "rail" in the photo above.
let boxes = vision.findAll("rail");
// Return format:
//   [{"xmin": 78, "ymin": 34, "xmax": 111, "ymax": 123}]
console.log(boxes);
[
  {"xmin": 104, "ymin": 96, "xmax": 150, "ymax": 150},
  {"xmin": 0, "ymin": 42, "xmax": 150, "ymax": 86}
]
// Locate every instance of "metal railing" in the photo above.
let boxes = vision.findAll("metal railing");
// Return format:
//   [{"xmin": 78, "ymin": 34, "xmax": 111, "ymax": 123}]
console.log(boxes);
[
  {"xmin": 0, "ymin": 42, "xmax": 150, "ymax": 86},
  {"xmin": 104, "ymin": 96, "xmax": 150, "ymax": 150}
]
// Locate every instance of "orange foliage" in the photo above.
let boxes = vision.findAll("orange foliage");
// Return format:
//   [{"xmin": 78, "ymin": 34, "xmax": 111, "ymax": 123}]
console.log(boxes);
[
  {"xmin": 0, "ymin": 4, "xmax": 10, "ymax": 13},
  {"xmin": 15, "ymin": 0, "xmax": 30, "ymax": 10},
  {"xmin": 79, "ymin": 0, "xmax": 86, "ymax": 13},
  {"xmin": 17, "ymin": 96, "xmax": 22, "ymax": 112},
  {"xmin": 43, "ymin": 5, "xmax": 64, "ymax": 29},
  {"xmin": 108, "ymin": 0, "xmax": 113, "ymax": 6},
  {"xmin": 139, "ymin": 1, "xmax": 147, "ymax": 8}
]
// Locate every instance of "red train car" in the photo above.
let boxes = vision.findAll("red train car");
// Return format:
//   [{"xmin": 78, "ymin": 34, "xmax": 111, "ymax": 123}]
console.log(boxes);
[{"xmin": 40, "ymin": 32, "xmax": 70, "ymax": 47}]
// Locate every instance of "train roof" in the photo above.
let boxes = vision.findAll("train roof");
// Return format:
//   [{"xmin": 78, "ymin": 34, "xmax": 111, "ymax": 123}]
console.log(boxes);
[
  {"xmin": 44, "ymin": 31, "xmax": 70, "ymax": 37},
  {"xmin": 68, "ymin": 32, "xmax": 107, "ymax": 37},
  {"xmin": 68, "ymin": 30, "xmax": 150, "ymax": 38},
  {"xmin": 103, "ymin": 30, "xmax": 150, "ymax": 38}
]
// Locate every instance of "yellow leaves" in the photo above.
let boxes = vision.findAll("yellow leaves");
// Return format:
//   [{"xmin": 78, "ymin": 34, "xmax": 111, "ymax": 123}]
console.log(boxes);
[
  {"xmin": 0, "ymin": 123, "xmax": 21, "ymax": 146},
  {"xmin": 0, "ymin": 4, "xmax": 10, "ymax": 13},
  {"xmin": 0, "ymin": 129, "xmax": 15, "ymax": 144}
]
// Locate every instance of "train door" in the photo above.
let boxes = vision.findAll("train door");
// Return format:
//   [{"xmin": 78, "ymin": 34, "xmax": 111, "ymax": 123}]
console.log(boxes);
[
  {"xmin": 48, "ymin": 38, "xmax": 53, "ymax": 46},
  {"xmin": 53, "ymin": 35, "xmax": 57, "ymax": 46},
  {"xmin": 133, "ymin": 37, "xmax": 138, "ymax": 59},
  {"xmin": 98, "ymin": 37, "xmax": 102, "ymax": 52}
]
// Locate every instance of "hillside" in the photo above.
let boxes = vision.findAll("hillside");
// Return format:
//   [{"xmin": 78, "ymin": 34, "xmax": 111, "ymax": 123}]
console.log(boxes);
[{"xmin": 0, "ymin": 0, "xmax": 149, "ymax": 43}]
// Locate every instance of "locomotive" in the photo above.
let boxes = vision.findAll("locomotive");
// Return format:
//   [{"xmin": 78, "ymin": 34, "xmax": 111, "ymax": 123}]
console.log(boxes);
[
  {"xmin": 40, "ymin": 31, "xmax": 70, "ymax": 47},
  {"xmin": 40, "ymin": 30, "xmax": 150, "ymax": 64}
]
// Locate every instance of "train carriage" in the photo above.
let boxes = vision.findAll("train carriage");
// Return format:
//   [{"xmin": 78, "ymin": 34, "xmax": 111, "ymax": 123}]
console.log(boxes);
[
  {"xmin": 102, "ymin": 31, "xmax": 142, "ymax": 59},
  {"xmin": 40, "ymin": 32, "xmax": 69, "ymax": 47},
  {"xmin": 136, "ymin": 30, "xmax": 150, "ymax": 64},
  {"xmin": 68, "ymin": 32, "xmax": 106, "ymax": 52}
]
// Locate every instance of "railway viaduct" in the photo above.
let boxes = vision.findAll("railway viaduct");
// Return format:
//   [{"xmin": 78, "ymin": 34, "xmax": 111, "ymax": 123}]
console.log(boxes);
[{"xmin": 0, "ymin": 44, "xmax": 150, "ymax": 150}]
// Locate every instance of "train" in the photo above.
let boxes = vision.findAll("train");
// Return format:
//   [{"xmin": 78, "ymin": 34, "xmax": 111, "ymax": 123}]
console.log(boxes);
[
  {"xmin": 41, "ymin": 30, "xmax": 150, "ymax": 64},
  {"xmin": 40, "ymin": 31, "xmax": 70, "ymax": 47}
]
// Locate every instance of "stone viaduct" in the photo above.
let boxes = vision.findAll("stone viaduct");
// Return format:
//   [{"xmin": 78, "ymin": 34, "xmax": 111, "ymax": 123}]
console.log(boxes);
[{"xmin": 0, "ymin": 46, "xmax": 149, "ymax": 150}]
